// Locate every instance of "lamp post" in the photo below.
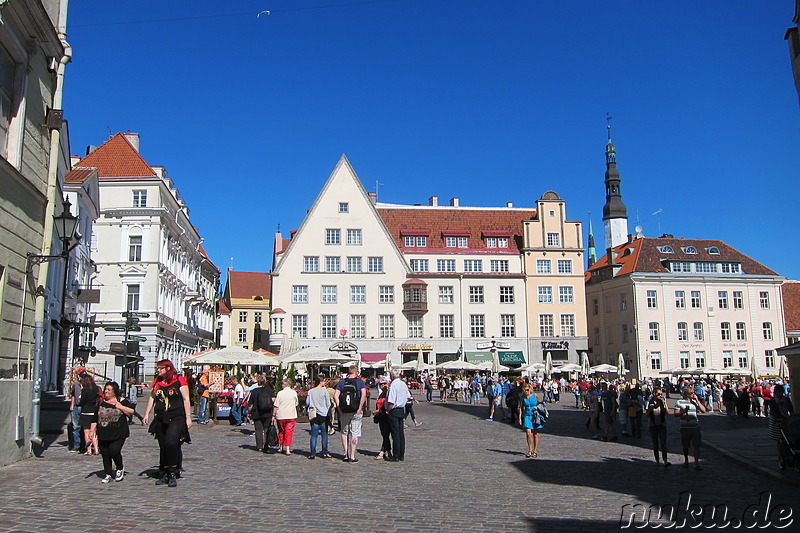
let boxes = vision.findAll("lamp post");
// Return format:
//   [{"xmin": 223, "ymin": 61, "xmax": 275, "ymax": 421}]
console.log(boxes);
[{"xmin": 28, "ymin": 198, "xmax": 80, "ymax": 446}]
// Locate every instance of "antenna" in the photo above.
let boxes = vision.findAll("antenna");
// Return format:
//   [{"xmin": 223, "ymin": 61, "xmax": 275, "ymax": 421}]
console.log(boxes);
[
  {"xmin": 652, "ymin": 209, "xmax": 663, "ymax": 236},
  {"xmin": 229, "ymin": 257, "xmax": 234, "ymax": 270},
  {"xmin": 375, "ymin": 180, "xmax": 383, "ymax": 199}
]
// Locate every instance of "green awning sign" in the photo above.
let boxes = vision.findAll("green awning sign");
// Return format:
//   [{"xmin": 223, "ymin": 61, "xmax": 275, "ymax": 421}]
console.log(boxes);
[
  {"xmin": 498, "ymin": 351, "xmax": 525, "ymax": 364},
  {"xmin": 465, "ymin": 351, "xmax": 492, "ymax": 363}
]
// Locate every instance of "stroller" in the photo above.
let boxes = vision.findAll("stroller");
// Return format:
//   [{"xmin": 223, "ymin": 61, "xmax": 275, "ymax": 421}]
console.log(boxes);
[{"xmin": 777, "ymin": 414, "xmax": 800, "ymax": 471}]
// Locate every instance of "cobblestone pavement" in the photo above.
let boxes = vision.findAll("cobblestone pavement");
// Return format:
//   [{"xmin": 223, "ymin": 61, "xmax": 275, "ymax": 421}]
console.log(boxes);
[{"xmin": 1, "ymin": 396, "xmax": 797, "ymax": 532}]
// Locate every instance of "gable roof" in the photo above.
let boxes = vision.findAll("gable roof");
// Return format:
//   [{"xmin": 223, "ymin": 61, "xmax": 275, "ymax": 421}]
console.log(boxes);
[
  {"xmin": 75, "ymin": 133, "xmax": 158, "ymax": 179},
  {"xmin": 64, "ymin": 167, "xmax": 97, "ymax": 183},
  {"xmin": 217, "ymin": 299, "xmax": 231, "ymax": 315},
  {"xmin": 227, "ymin": 271, "xmax": 271, "ymax": 301},
  {"xmin": 586, "ymin": 237, "xmax": 780, "ymax": 280},
  {"xmin": 782, "ymin": 281, "xmax": 800, "ymax": 333}
]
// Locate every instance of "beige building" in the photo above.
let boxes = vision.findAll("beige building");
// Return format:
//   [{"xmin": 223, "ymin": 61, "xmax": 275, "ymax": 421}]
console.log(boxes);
[
  {"xmin": 217, "ymin": 270, "xmax": 271, "ymax": 350},
  {"xmin": 586, "ymin": 237, "xmax": 786, "ymax": 380}
]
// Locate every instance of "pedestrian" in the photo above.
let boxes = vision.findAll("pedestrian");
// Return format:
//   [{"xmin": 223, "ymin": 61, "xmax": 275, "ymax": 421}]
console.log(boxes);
[
  {"xmin": 722, "ymin": 383, "xmax": 737, "ymax": 421},
  {"xmin": 487, "ymin": 377, "xmax": 505, "ymax": 421},
  {"xmin": 600, "ymin": 382, "xmax": 618, "ymax": 441},
  {"xmin": 196, "ymin": 368, "xmax": 211, "ymax": 424},
  {"xmin": 78, "ymin": 370, "xmax": 101, "ymax": 456},
  {"xmin": 518, "ymin": 383, "xmax": 543, "ymax": 458},
  {"xmin": 767, "ymin": 382, "xmax": 794, "ymax": 463},
  {"xmin": 68, "ymin": 371, "xmax": 84, "ymax": 452},
  {"xmin": 126, "ymin": 376, "xmax": 144, "ymax": 424},
  {"xmin": 587, "ymin": 385, "xmax": 601, "ymax": 439},
  {"xmin": 96, "ymin": 381, "xmax": 136, "ymax": 483},
  {"xmin": 627, "ymin": 383, "xmax": 643, "ymax": 439},
  {"xmin": 247, "ymin": 374, "xmax": 275, "ymax": 452},
  {"xmin": 403, "ymin": 382, "xmax": 422, "ymax": 427},
  {"xmin": 272, "ymin": 378, "xmax": 299, "ymax": 456},
  {"xmin": 618, "ymin": 384, "xmax": 630, "ymax": 436},
  {"xmin": 306, "ymin": 375, "xmax": 332, "ymax": 459},
  {"xmin": 231, "ymin": 377, "xmax": 245, "ymax": 426},
  {"xmin": 646, "ymin": 388, "xmax": 670, "ymax": 466},
  {"xmin": 424, "ymin": 374, "xmax": 434, "ymax": 402},
  {"xmin": 372, "ymin": 376, "xmax": 392, "ymax": 460},
  {"xmin": 334, "ymin": 363, "xmax": 367, "ymax": 462},
  {"xmin": 386, "ymin": 369, "xmax": 411, "ymax": 461},
  {"xmin": 674, "ymin": 386, "xmax": 707, "ymax": 470},
  {"xmin": 143, "ymin": 359, "xmax": 192, "ymax": 487}
]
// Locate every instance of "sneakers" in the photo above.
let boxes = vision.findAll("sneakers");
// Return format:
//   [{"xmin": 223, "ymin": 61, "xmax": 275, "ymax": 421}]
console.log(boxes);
[
  {"xmin": 101, "ymin": 475, "xmax": 112, "ymax": 483},
  {"xmin": 486, "ymin": 418, "xmax": 493, "ymax": 421},
  {"xmin": 414, "ymin": 421, "xmax": 422, "ymax": 427},
  {"xmin": 115, "ymin": 469, "xmax": 124, "ymax": 482}
]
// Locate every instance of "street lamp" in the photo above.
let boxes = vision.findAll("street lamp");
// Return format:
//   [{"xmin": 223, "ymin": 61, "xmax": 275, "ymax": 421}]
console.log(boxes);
[{"xmin": 27, "ymin": 199, "xmax": 80, "ymax": 269}]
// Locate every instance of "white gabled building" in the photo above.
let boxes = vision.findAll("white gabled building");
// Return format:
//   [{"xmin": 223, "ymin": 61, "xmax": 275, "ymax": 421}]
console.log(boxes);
[{"xmin": 73, "ymin": 133, "xmax": 218, "ymax": 380}]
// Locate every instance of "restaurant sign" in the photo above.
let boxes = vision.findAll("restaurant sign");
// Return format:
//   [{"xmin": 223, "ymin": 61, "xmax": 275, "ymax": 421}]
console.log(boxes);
[{"xmin": 397, "ymin": 343, "xmax": 434, "ymax": 351}]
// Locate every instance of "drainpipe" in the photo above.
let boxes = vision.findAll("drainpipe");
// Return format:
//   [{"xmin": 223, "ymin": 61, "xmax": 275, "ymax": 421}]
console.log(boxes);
[{"xmin": 31, "ymin": 0, "xmax": 72, "ymax": 446}]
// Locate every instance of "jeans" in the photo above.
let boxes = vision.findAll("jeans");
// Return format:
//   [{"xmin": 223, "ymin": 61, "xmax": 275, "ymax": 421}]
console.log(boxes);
[
  {"xmin": 472, "ymin": 391, "xmax": 481, "ymax": 404},
  {"xmin": 232, "ymin": 401, "xmax": 243, "ymax": 425},
  {"xmin": 309, "ymin": 418, "xmax": 328, "ymax": 456},
  {"xmin": 70, "ymin": 406, "xmax": 82, "ymax": 450},
  {"xmin": 629, "ymin": 412, "xmax": 642, "ymax": 438},
  {"xmin": 387, "ymin": 407, "xmax": 406, "ymax": 460},
  {"xmin": 425, "ymin": 387, "xmax": 432, "ymax": 402},
  {"xmin": 649, "ymin": 424, "xmax": 668, "ymax": 462},
  {"xmin": 197, "ymin": 396, "xmax": 208, "ymax": 424}
]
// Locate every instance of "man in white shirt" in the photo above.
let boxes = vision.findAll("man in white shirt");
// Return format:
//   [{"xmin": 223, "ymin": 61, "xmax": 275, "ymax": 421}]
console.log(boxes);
[
  {"xmin": 232, "ymin": 378, "xmax": 245, "ymax": 426},
  {"xmin": 385, "ymin": 370, "xmax": 411, "ymax": 461}
]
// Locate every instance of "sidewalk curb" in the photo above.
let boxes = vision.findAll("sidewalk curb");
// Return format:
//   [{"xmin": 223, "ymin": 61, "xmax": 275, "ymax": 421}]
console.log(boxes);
[{"xmin": 703, "ymin": 440, "xmax": 800, "ymax": 487}]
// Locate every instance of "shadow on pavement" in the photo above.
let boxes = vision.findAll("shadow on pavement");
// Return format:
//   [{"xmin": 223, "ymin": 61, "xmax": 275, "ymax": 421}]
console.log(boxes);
[{"xmin": 524, "ymin": 516, "xmax": 627, "ymax": 533}]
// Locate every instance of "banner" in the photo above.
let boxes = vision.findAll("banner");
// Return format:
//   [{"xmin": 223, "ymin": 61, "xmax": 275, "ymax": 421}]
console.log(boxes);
[{"xmin": 498, "ymin": 351, "xmax": 526, "ymax": 365}]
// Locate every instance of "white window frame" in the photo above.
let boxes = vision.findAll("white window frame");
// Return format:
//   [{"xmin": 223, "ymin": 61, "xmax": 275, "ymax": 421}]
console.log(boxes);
[
  {"xmin": 499, "ymin": 286, "xmax": 514, "ymax": 304},
  {"xmin": 325, "ymin": 229, "xmax": 341, "ymax": 245},
  {"xmin": 379, "ymin": 285, "xmax": 394, "ymax": 303},
  {"xmin": 536, "ymin": 259, "xmax": 551, "ymax": 274},
  {"xmin": 557, "ymin": 259, "xmax": 572, "ymax": 274},
  {"xmin": 439, "ymin": 286, "xmax": 454, "ymax": 304},
  {"xmin": 469, "ymin": 286, "xmax": 484, "ymax": 303},
  {"xmin": 350, "ymin": 285, "xmax": 366, "ymax": 304},
  {"xmin": 292, "ymin": 285, "xmax": 308, "ymax": 303},
  {"xmin": 347, "ymin": 229, "xmax": 362, "ymax": 245}
]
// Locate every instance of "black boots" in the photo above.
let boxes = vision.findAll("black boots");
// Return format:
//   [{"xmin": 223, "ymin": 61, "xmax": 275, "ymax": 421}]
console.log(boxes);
[{"xmin": 154, "ymin": 468, "xmax": 177, "ymax": 487}]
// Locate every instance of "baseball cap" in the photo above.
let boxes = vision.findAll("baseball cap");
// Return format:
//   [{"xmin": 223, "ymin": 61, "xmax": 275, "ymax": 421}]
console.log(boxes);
[{"xmin": 379, "ymin": 376, "xmax": 389, "ymax": 383}]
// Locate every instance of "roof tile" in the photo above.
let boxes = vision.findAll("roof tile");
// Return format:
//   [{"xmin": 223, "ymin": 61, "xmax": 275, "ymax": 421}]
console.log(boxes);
[{"xmin": 75, "ymin": 133, "xmax": 157, "ymax": 179}]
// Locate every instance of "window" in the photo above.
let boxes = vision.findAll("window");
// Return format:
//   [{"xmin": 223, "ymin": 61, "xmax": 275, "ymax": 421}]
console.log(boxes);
[
  {"xmin": 675, "ymin": 291, "xmax": 685, "ymax": 309},
  {"xmin": 658, "ymin": 246, "xmax": 674, "ymax": 253},
  {"xmin": 325, "ymin": 229, "xmax": 341, "ymax": 245},
  {"xmin": 239, "ymin": 311, "xmax": 248, "ymax": 322},
  {"xmin": 649, "ymin": 322, "xmax": 660, "ymax": 341},
  {"xmin": 557, "ymin": 259, "xmax": 572, "ymax": 274},
  {"xmin": 693, "ymin": 322, "xmax": 704, "ymax": 341},
  {"xmin": 292, "ymin": 286, "xmax": 308, "ymax": 303},
  {"xmin": 538, "ymin": 286, "xmax": 552, "ymax": 304},
  {"xmin": 410, "ymin": 259, "xmax": 429, "ymax": 272},
  {"xmin": 238, "ymin": 328, "xmax": 247, "ymax": 343},
  {"xmin": 646, "ymin": 290, "xmax": 658, "ymax": 309},
  {"xmin": 132, "ymin": 190, "xmax": 147, "ymax": 207},
  {"xmin": 735, "ymin": 322, "xmax": 746, "ymax": 341},
  {"xmin": 458, "ymin": 237, "xmax": 468, "ymax": 248},
  {"xmin": 722, "ymin": 351, "xmax": 733, "ymax": 368},
  {"xmin": 621, "ymin": 324, "xmax": 629, "ymax": 343},
  {"xmin": 720, "ymin": 322, "xmax": 731, "ymax": 341},
  {"xmin": 680, "ymin": 351, "xmax": 690, "ymax": 369},
  {"xmin": 546, "ymin": 233, "xmax": 560, "ymax": 246},
  {"xmin": 559, "ymin": 286, "xmax": 574, "ymax": 304},
  {"xmin": 650, "ymin": 352, "xmax": 662, "ymax": 371},
  {"xmin": 690, "ymin": 291, "xmax": 702, "ymax": 309},
  {"xmin": 0, "ymin": 45, "xmax": 14, "ymax": 155},
  {"xmin": 695, "ymin": 351, "xmax": 706, "ymax": 368},
  {"xmin": 536, "ymin": 259, "xmax": 551, "ymax": 274},
  {"xmin": 738, "ymin": 351, "xmax": 748, "ymax": 368},
  {"xmin": 469, "ymin": 286, "xmax": 484, "ymax": 303},
  {"xmin": 405, "ymin": 236, "xmax": 426, "ymax": 247},
  {"xmin": 347, "ymin": 229, "xmax": 362, "ymax": 245},
  {"xmin": 350, "ymin": 285, "xmax": 366, "ymax": 303},
  {"xmin": 499, "ymin": 286, "xmax": 514, "ymax": 304},
  {"xmin": 439, "ymin": 315, "xmax": 454, "ymax": 337},
  {"xmin": 445, "ymin": 237, "xmax": 457, "ymax": 248},
  {"xmin": 733, "ymin": 291, "xmax": 743, "ymax": 309},
  {"xmin": 759, "ymin": 291, "xmax": 770, "ymax": 309},
  {"xmin": 718, "ymin": 291, "xmax": 728, "ymax": 309},
  {"xmin": 672, "ymin": 262, "xmax": 691, "ymax": 273},
  {"xmin": 696, "ymin": 262, "xmax": 717, "ymax": 273},
  {"xmin": 368, "ymin": 257, "xmax": 383, "ymax": 272},
  {"xmin": 560, "ymin": 314, "xmax": 575, "ymax": 336},
  {"xmin": 497, "ymin": 237, "xmax": 508, "ymax": 248},
  {"xmin": 464, "ymin": 259, "xmax": 483, "ymax": 272},
  {"xmin": 321, "ymin": 315, "xmax": 337, "ymax": 338},
  {"xmin": 706, "ymin": 247, "xmax": 720, "ymax": 254},
  {"xmin": 379, "ymin": 315, "xmax": 394, "ymax": 338},
  {"xmin": 254, "ymin": 312, "xmax": 262, "ymax": 323},
  {"xmin": 682, "ymin": 246, "xmax": 698, "ymax": 254},
  {"xmin": 486, "ymin": 237, "xmax": 509, "ymax": 248},
  {"xmin": 350, "ymin": 315, "xmax": 366, "ymax": 338},
  {"xmin": 539, "ymin": 314, "xmax": 554, "ymax": 336},
  {"xmin": 126, "ymin": 285, "xmax": 140, "ymax": 310},
  {"xmin": 501, "ymin": 315, "xmax": 516, "ymax": 337},
  {"xmin": 470, "ymin": 315, "xmax": 485, "ymax": 337},
  {"xmin": 405, "ymin": 287, "xmax": 426, "ymax": 303},
  {"xmin": 765, "ymin": 350, "xmax": 775, "ymax": 368},
  {"xmin": 763, "ymin": 322, "xmax": 773, "ymax": 341},
  {"xmin": 321, "ymin": 285, "xmax": 337, "ymax": 303},
  {"xmin": 592, "ymin": 299, "xmax": 599, "ymax": 315},
  {"xmin": 620, "ymin": 292, "xmax": 627, "ymax": 311},
  {"xmin": 128, "ymin": 236, "xmax": 142, "ymax": 261},
  {"xmin": 439, "ymin": 286, "xmax": 454, "ymax": 304},
  {"xmin": 303, "ymin": 256, "xmax": 319, "ymax": 272},
  {"xmin": 379, "ymin": 285, "xmax": 394, "ymax": 303},
  {"xmin": 593, "ymin": 327, "xmax": 600, "ymax": 346},
  {"xmin": 490, "ymin": 260, "xmax": 509, "ymax": 272},
  {"xmin": 292, "ymin": 315, "xmax": 308, "ymax": 338},
  {"xmin": 677, "ymin": 322, "xmax": 688, "ymax": 342},
  {"xmin": 347, "ymin": 257, "xmax": 362, "ymax": 273},
  {"xmin": 403, "ymin": 236, "xmax": 414, "ymax": 247},
  {"xmin": 721, "ymin": 263, "xmax": 741, "ymax": 273},
  {"xmin": 407, "ymin": 315, "xmax": 423, "ymax": 338},
  {"xmin": 486, "ymin": 237, "xmax": 497, "ymax": 248},
  {"xmin": 338, "ymin": 202, "xmax": 349, "ymax": 213},
  {"xmin": 325, "ymin": 256, "xmax": 341, "ymax": 272},
  {"xmin": 437, "ymin": 259, "xmax": 456, "ymax": 272}
]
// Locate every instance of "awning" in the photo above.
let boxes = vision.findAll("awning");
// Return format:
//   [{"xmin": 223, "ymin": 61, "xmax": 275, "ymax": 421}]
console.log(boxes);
[
  {"xmin": 465, "ymin": 351, "xmax": 492, "ymax": 364},
  {"xmin": 360, "ymin": 352, "xmax": 389, "ymax": 363},
  {"xmin": 498, "ymin": 351, "xmax": 525, "ymax": 365}
]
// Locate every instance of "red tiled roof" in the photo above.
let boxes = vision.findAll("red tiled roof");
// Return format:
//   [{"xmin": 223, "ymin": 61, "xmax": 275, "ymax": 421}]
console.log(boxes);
[
  {"xmin": 75, "ymin": 133, "xmax": 157, "ymax": 179},
  {"xmin": 782, "ymin": 281, "xmax": 800, "ymax": 333},
  {"xmin": 228, "ymin": 271, "xmax": 271, "ymax": 301},
  {"xmin": 377, "ymin": 206, "xmax": 536, "ymax": 255},
  {"xmin": 217, "ymin": 300, "xmax": 231, "ymax": 315},
  {"xmin": 586, "ymin": 237, "xmax": 779, "ymax": 280},
  {"xmin": 64, "ymin": 167, "xmax": 97, "ymax": 183}
]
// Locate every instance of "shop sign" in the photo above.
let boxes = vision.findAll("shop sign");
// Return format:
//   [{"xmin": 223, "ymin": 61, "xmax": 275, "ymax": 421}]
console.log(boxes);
[{"xmin": 397, "ymin": 343, "xmax": 433, "ymax": 351}]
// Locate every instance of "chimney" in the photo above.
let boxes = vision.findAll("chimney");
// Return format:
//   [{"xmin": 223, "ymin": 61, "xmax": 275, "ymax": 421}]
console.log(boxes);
[
  {"xmin": 123, "ymin": 132, "xmax": 140, "ymax": 152},
  {"xmin": 368, "ymin": 192, "xmax": 377, "ymax": 205},
  {"xmin": 429, "ymin": 196, "xmax": 438, "ymax": 207},
  {"xmin": 449, "ymin": 197, "xmax": 459, "ymax": 207},
  {"xmin": 506, "ymin": 202, "xmax": 513, "ymax": 208},
  {"xmin": 85, "ymin": 145, "xmax": 98, "ymax": 156}
]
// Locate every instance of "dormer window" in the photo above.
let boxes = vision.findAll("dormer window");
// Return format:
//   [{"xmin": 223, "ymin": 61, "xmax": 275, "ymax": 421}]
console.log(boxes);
[
  {"xmin": 338, "ymin": 202, "xmax": 349, "ymax": 213},
  {"xmin": 658, "ymin": 245, "xmax": 674, "ymax": 253},
  {"xmin": 706, "ymin": 247, "xmax": 720, "ymax": 255},
  {"xmin": 404, "ymin": 236, "xmax": 427, "ymax": 247},
  {"xmin": 681, "ymin": 246, "xmax": 698, "ymax": 254}
]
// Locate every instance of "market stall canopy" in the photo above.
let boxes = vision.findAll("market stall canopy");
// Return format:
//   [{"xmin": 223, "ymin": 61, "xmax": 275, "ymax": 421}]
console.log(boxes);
[
  {"xmin": 437, "ymin": 360, "xmax": 481, "ymax": 371},
  {"xmin": 276, "ymin": 347, "xmax": 358, "ymax": 365},
  {"xmin": 476, "ymin": 361, "xmax": 509, "ymax": 372},
  {"xmin": 590, "ymin": 364, "xmax": 618, "ymax": 373},
  {"xmin": 399, "ymin": 358, "xmax": 434, "ymax": 371},
  {"xmin": 518, "ymin": 362, "xmax": 546, "ymax": 373},
  {"xmin": 555, "ymin": 363, "xmax": 582, "ymax": 373},
  {"xmin": 360, "ymin": 352, "xmax": 389, "ymax": 364},
  {"xmin": 185, "ymin": 346, "xmax": 280, "ymax": 366}
]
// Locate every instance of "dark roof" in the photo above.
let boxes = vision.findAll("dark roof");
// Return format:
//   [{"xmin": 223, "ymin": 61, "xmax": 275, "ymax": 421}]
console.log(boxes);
[
  {"xmin": 227, "ymin": 271, "xmax": 271, "ymax": 301},
  {"xmin": 782, "ymin": 281, "xmax": 800, "ymax": 333}
]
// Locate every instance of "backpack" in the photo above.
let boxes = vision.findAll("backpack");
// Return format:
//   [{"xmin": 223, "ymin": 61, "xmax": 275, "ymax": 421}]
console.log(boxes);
[
  {"xmin": 340, "ymin": 378, "xmax": 359, "ymax": 413},
  {"xmin": 256, "ymin": 388, "xmax": 273, "ymax": 413}
]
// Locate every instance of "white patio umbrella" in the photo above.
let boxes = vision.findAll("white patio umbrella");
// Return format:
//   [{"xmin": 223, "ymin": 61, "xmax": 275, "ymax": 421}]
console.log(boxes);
[
  {"xmin": 779, "ymin": 357, "xmax": 789, "ymax": 381},
  {"xmin": 384, "ymin": 353, "xmax": 392, "ymax": 375},
  {"xmin": 184, "ymin": 346, "xmax": 281, "ymax": 366},
  {"xmin": 518, "ymin": 362, "xmax": 546, "ymax": 373},
  {"xmin": 491, "ymin": 348, "xmax": 502, "ymax": 374},
  {"xmin": 590, "ymin": 363, "xmax": 618, "ymax": 373},
  {"xmin": 276, "ymin": 346, "xmax": 358, "ymax": 365},
  {"xmin": 437, "ymin": 360, "xmax": 481, "ymax": 371},
  {"xmin": 544, "ymin": 352, "xmax": 553, "ymax": 379},
  {"xmin": 476, "ymin": 360, "xmax": 509, "ymax": 372},
  {"xmin": 555, "ymin": 363, "xmax": 581, "ymax": 373},
  {"xmin": 617, "ymin": 353, "xmax": 628, "ymax": 377},
  {"xmin": 581, "ymin": 352, "xmax": 591, "ymax": 376}
]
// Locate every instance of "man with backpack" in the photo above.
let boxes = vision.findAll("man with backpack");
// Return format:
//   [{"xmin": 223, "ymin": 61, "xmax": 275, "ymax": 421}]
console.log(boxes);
[{"xmin": 334, "ymin": 363, "xmax": 367, "ymax": 462}]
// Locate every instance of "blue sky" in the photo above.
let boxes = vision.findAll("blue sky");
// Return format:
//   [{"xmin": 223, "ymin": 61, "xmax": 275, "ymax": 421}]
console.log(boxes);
[{"xmin": 64, "ymin": 1, "xmax": 800, "ymax": 282}]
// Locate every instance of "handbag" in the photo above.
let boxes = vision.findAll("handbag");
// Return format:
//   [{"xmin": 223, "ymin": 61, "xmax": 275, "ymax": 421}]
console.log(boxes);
[
  {"xmin": 266, "ymin": 420, "xmax": 278, "ymax": 448},
  {"xmin": 308, "ymin": 407, "xmax": 317, "ymax": 421}
]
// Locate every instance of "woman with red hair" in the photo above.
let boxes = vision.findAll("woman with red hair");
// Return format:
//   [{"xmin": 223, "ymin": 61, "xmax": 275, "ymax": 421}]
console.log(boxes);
[{"xmin": 143, "ymin": 360, "xmax": 192, "ymax": 487}]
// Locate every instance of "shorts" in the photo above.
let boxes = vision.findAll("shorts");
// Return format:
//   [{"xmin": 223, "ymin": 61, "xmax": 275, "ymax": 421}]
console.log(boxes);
[
  {"xmin": 340, "ymin": 412, "xmax": 363, "ymax": 438},
  {"xmin": 79, "ymin": 411, "xmax": 97, "ymax": 429},
  {"xmin": 493, "ymin": 396, "xmax": 502, "ymax": 406}
]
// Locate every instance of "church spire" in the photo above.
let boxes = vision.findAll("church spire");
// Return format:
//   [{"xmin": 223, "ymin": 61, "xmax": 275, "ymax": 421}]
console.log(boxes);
[
  {"xmin": 602, "ymin": 115, "xmax": 628, "ymax": 249},
  {"xmin": 587, "ymin": 213, "xmax": 597, "ymax": 266}
]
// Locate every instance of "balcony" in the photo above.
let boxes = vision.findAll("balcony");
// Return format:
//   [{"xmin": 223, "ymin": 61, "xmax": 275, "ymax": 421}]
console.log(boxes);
[
  {"xmin": 402, "ymin": 279, "xmax": 428, "ymax": 315},
  {"xmin": 402, "ymin": 300, "xmax": 428, "ymax": 315}
]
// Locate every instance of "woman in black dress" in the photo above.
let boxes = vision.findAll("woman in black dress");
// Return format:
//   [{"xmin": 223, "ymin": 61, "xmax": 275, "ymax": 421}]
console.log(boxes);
[
  {"xmin": 96, "ymin": 382, "xmax": 135, "ymax": 482},
  {"xmin": 78, "ymin": 372, "xmax": 101, "ymax": 456}
]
